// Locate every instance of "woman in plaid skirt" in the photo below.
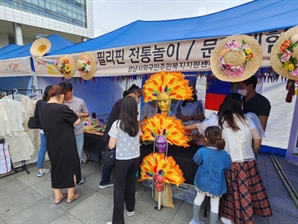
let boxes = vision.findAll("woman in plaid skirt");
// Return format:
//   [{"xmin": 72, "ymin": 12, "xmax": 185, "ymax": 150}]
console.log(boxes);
[{"xmin": 185, "ymin": 93, "xmax": 272, "ymax": 224}]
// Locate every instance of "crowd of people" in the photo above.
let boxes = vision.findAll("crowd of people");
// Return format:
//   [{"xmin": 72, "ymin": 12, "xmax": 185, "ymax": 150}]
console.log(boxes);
[{"xmin": 35, "ymin": 75, "xmax": 272, "ymax": 224}]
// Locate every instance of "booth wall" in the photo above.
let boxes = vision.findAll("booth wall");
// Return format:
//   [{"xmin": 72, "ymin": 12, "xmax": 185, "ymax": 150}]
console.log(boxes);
[
  {"xmin": 0, "ymin": 76, "xmax": 32, "ymax": 91},
  {"xmin": 36, "ymin": 77, "xmax": 142, "ymax": 121}
]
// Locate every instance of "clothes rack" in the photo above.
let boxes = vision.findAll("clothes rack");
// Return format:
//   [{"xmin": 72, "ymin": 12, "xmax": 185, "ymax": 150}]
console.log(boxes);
[{"xmin": 0, "ymin": 88, "xmax": 42, "ymax": 178}]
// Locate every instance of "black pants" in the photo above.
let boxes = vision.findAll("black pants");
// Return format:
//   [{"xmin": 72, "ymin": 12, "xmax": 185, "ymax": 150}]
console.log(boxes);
[
  {"xmin": 100, "ymin": 141, "xmax": 113, "ymax": 185},
  {"xmin": 112, "ymin": 157, "xmax": 140, "ymax": 224}
]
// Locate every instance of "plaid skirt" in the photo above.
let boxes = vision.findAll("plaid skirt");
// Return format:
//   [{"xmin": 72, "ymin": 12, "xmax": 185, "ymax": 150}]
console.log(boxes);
[{"xmin": 219, "ymin": 160, "xmax": 272, "ymax": 224}]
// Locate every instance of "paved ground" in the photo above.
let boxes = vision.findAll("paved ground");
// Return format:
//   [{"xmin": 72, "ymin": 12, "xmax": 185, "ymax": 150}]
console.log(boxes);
[{"xmin": 0, "ymin": 152, "xmax": 297, "ymax": 224}]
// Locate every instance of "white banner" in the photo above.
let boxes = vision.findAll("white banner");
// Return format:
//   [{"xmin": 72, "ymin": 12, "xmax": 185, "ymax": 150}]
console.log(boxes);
[
  {"xmin": 32, "ymin": 29, "xmax": 286, "ymax": 77},
  {"xmin": 0, "ymin": 57, "xmax": 32, "ymax": 77}
]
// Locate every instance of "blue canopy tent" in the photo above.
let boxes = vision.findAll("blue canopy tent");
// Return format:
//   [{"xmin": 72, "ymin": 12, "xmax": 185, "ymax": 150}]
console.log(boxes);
[
  {"xmin": 2, "ymin": 0, "xmax": 297, "ymax": 156},
  {"xmin": 0, "ymin": 34, "xmax": 74, "ymax": 60},
  {"xmin": 0, "ymin": 44, "xmax": 22, "ymax": 55},
  {"xmin": 41, "ymin": 0, "xmax": 298, "ymax": 156},
  {"xmin": 48, "ymin": 0, "xmax": 298, "ymax": 55},
  {"xmin": 0, "ymin": 34, "xmax": 74, "ymax": 90}
]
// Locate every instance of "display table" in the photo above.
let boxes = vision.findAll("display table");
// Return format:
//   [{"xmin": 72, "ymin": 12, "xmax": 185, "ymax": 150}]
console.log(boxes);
[
  {"xmin": 83, "ymin": 133, "xmax": 199, "ymax": 184},
  {"xmin": 83, "ymin": 133, "xmax": 104, "ymax": 162}
]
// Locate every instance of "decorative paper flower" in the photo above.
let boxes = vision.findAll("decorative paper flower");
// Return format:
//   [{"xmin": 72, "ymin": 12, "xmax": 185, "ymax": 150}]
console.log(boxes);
[
  {"xmin": 219, "ymin": 40, "xmax": 253, "ymax": 78},
  {"xmin": 278, "ymin": 38, "xmax": 298, "ymax": 76},
  {"xmin": 143, "ymin": 70, "xmax": 193, "ymax": 103},
  {"xmin": 141, "ymin": 114, "xmax": 189, "ymax": 147},
  {"xmin": 139, "ymin": 152, "xmax": 185, "ymax": 186}
]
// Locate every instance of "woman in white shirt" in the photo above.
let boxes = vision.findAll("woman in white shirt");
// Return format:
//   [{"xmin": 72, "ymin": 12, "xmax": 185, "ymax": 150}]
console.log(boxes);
[
  {"xmin": 185, "ymin": 93, "xmax": 272, "ymax": 224},
  {"xmin": 175, "ymin": 91, "xmax": 205, "ymax": 126},
  {"xmin": 107, "ymin": 96, "xmax": 142, "ymax": 224}
]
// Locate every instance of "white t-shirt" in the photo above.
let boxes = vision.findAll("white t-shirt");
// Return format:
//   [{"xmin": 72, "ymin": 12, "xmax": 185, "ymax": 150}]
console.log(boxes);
[
  {"xmin": 196, "ymin": 113, "xmax": 261, "ymax": 162},
  {"xmin": 175, "ymin": 100, "xmax": 205, "ymax": 125},
  {"xmin": 108, "ymin": 120, "xmax": 141, "ymax": 160}
]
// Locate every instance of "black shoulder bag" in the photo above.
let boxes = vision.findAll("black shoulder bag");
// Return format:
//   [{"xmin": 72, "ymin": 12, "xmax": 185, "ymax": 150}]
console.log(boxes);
[
  {"xmin": 28, "ymin": 117, "xmax": 41, "ymax": 129},
  {"xmin": 102, "ymin": 145, "xmax": 115, "ymax": 167}
]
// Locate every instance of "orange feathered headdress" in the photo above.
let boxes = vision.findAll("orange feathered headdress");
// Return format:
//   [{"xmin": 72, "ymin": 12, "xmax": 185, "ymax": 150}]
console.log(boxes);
[
  {"xmin": 141, "ymin": 114, "xmax": 189, "ymax": 148},
  {"xmin": 139, "ymin": 153, "xmax": 185, "ymax": 186},
  {"xmin": 143, "ymin": 70, "xmax": 193, "ymax": 103}
]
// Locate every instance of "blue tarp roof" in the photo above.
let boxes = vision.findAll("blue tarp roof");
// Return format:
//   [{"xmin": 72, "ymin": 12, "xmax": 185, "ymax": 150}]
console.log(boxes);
[
  {"xmin": 0, "ymin": 44, "xmax": 22, "ymax": 55},
  {"xmin": 0, "ymin": 34, "xmax": 74, "ymax": 60},
  {"xmin": 49, "ymin": 0, "xmax": 298, "ymax": 56}
]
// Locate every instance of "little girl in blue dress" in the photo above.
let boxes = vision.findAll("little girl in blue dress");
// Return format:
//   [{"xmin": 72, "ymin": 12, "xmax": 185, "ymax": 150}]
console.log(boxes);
[{"xmin": 190, "ymin": 126, "xmax": 231, "ymax": 224}]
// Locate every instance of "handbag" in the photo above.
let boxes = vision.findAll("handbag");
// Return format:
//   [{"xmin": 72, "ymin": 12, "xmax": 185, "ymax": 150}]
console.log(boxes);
[
  {"xmin": 102, "ymin": 145, "xmax": 115, "ymax": 167},
  {"xmin": 28, "ymin": 117, "xmax": 41, "ymax": 129}
]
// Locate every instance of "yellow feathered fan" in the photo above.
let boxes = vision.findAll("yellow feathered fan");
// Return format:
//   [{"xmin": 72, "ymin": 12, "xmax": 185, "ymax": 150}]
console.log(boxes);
[
  {"xmin": 143, "ymin": 70, "xmax": 193, "ymax": 102},
  {"xmin": 139, "ymin": 153, "xmax": 185, "ymax": 186},
  {"xmin": 141, "ymin": 114, "xmax": 189, "ymax": 147}
]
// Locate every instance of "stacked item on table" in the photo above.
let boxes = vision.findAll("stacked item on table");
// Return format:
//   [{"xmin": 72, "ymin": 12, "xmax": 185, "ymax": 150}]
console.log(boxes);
[{"xmin": 83, "ymin": 117, "xmax": 106, "ymax": 136}]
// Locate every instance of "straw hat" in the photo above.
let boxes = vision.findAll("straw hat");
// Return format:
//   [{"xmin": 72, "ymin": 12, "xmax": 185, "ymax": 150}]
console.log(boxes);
[
  {"xmin": 30, "ymin": 38, "xmax": 51, "ymax": 57},
  {"xmin": 55, "ymin": 55, "xmax": 76, "ymax": 79},
  {"xmin": 270, "ymin": 26, "xmax": 298, "ymax": 80},
  {"xmin": 75, "ymin": 52, "xmax": 96, "ymax": 80},
  {"xmin": 210, "ymin": 35, "xmax": 263, "ymax": 82}
]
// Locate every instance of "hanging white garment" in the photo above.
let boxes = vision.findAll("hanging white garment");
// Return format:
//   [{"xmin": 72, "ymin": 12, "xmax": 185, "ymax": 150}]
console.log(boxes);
[
  {"xmin": 0, "ymin": 101, "xmax": 11, "ymax": 136},
  {"xmin": 0, "ymin": 98, "xmax": 27, "ymax": 135},
  {"xmin": 4, "ymin": 132, "xmax": 33, "ymax": 163}
]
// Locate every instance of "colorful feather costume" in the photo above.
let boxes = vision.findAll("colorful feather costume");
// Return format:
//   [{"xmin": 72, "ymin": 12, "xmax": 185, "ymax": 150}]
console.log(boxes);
[
  {"xmin": 139, "ymin": 153, "xmax": 185, "ymax": 186},
  {"xmin": 143, "ymin": 70, "xmax": 193, "ymax": 102},
  {"xmin": 141, "ymin": 114, "xmax": 189, "ymax": 148}
]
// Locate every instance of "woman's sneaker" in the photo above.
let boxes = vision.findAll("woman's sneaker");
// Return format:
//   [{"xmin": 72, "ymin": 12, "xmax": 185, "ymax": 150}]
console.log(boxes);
[
  {"xmin": 221, "ymin": 217, "xmax": 234, "ymax": 224},
  {"xmin": 37, "ymin": 168, "xmax": 50, "ymax": 177},
  {"xmin": 99, "ymin": 180, "xmax": 114, "ymax": 189},
  {"xmin": 127, "ymin": 211, "xmax": 134, "ymax": 217}
]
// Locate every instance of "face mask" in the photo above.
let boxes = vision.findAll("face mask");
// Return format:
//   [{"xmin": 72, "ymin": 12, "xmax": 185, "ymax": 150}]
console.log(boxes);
[{"xmin": 237, "ymin": 89, "xmax": 247, "ymax": 96}]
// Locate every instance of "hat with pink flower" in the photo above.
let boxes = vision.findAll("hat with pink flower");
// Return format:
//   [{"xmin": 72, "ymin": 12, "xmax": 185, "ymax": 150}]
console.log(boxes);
[
  {"xmin": 210, "ymin": 34, "xmax": 263, "ymax": 82},
  {"xmin": 75, "ymin": 52, "xmax": 96, "ymax": 80},
  {"xmin": 270, "ymin": 26, "xmax": 298, "ymax": 80}
]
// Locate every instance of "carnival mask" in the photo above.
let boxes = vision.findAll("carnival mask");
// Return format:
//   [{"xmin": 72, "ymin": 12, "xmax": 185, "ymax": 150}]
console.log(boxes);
[
  {"xmin": 153, "ymin": 174, "xmax": 165, "ymax": 192},
  {"xmin": 157, "ymin": 92, "xmax": 171, "ymax": 114},
  {"xmin": 155, "ymin": 135, "xmax": 168, "ymax": 154}
]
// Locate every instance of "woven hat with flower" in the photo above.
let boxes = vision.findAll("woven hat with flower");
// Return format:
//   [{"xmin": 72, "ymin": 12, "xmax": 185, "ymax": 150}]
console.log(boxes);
[
  {"xmin": 75, "ymin": 52, "xmax": 96, "ymax": 80},
  {"xmin": 143, "ymin": 70, "xmax": 193, "ymax": 102},
  {"xmin": 138, "ymin": 152, "xmax": 185, "ymax": 186},
  {"xmin": 210, "ymin": 35, "xmax": 263, "ymax": 82},
  {"xmin": 141, "ymin": 114, "xmax": 190, "ymax": 148},
  {"xmin": 270, "ymin": 26, "xmax": 298, "ymax": 80},
  {"xmin": 55, "ymin": 55, "xmax": 76, "ymax": 79}
]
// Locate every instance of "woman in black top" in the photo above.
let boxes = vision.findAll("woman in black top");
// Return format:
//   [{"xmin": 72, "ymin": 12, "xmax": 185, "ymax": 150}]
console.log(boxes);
[{"xmin": 34, "ymin": 85, "xmax": 52, "ymax": 177}]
